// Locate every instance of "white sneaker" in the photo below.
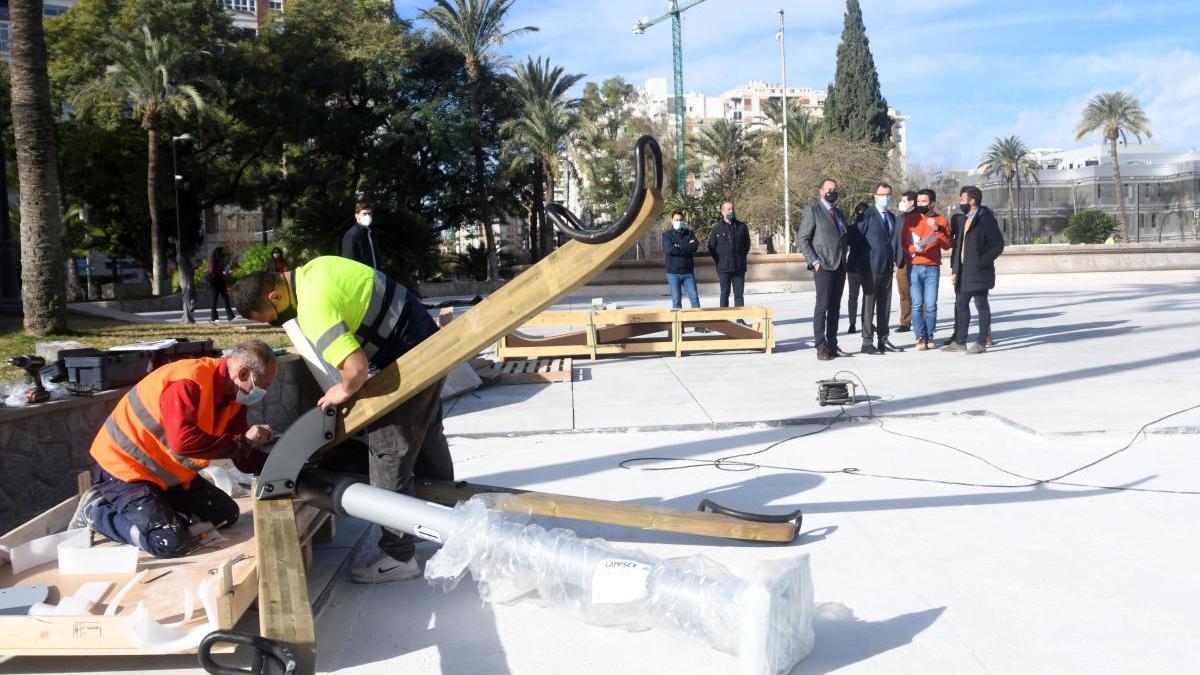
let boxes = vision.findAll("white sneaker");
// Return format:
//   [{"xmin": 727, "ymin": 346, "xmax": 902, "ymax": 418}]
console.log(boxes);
[
  {"xmin": 68, "ymin": 486, "xmax": 104, "ymax": 530},
  {"xmin": 350, "ymin": 552, "xmax": 421, "ymax": 584}
]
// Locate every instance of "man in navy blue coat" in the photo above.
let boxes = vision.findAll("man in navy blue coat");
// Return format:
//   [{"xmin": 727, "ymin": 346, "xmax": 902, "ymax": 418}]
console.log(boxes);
[{"xmin": 848, "ymin": 182, "xmax": 904, "ymax": 354}]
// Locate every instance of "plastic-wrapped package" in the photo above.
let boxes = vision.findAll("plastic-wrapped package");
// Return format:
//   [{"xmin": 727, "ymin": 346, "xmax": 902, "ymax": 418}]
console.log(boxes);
[{"xmin": 425, "ymin": 497, "xmax": 814, "ymax": 675}]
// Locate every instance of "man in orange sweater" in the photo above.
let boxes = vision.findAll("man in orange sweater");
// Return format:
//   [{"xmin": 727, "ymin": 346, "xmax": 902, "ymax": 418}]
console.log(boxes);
[{"xmin": 901, "ymin": 189, "xmax": 952, "ymax": 350}]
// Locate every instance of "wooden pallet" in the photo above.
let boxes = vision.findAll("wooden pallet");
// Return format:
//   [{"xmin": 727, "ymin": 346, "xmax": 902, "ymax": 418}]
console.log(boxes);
[
  {"xmin": 0, "ymin": 473, "xmax": 332, "ymax": 657},
  {"xmin": 475, "ymin": 358, "xmax": 573, "ymax": 385}
]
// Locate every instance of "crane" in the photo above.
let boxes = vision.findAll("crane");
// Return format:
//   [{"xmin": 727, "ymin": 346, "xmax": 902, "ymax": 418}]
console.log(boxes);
[{"xmin": 633, "ymin": 0, "xmax": 710, "ymax": 195}]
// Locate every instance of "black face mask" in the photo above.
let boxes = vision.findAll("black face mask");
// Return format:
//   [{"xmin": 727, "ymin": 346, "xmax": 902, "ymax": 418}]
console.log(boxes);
[
  {"xmin": 269, "ymin": 301, "xmax": 297, "ymax": 327},
  {"xmin": 916, "ymin": 205, "xmax": 931, "ymax": 215},
  {"xmin": 825, "ymin": 189, "xmax": 839, "ymax": 204},
  {"xmin": 958, "ymin": 203, "xmax": 972, "ymax": 214}
]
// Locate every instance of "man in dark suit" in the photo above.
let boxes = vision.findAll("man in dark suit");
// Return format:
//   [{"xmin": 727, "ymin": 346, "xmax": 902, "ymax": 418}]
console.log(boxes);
[
  {"xmin": 943, "ymin": 186, "xmax": 1005, "ymax": 354},
  {"xmin": 707, "ymin": 201, "xmax": 751, "ymax": 308},
  {"xmin": 341, "ymin": 201, "xmax": 379, "ymax": 270},
  {"xmin": 849, "ymin": 182, "xmax": 904, "ymax": 355},
  {"xmin": 798, "ymin": 178, "xmax": 852, "ymax": 361}
]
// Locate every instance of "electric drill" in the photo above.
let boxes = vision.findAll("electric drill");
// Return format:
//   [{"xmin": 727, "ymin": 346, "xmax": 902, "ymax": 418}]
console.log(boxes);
[{"xmin": 8, "ymin": 355, "xmax": 49, "ymax": 404}]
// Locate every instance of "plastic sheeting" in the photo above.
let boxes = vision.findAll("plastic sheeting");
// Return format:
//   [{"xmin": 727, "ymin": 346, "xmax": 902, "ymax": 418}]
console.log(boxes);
[{"xmin": 425, "ymin": 497, "xmax": 814, "ymax": 675}]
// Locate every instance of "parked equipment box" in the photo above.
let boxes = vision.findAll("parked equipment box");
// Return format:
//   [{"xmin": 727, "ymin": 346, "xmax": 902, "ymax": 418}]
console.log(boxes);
[
  {"xmin": 148, "ymin": 339, "xmax": 217, "ymax": 368},
  {"xmin": 62, "ymin": 349, "xmax": 154, "ymax": 393}
]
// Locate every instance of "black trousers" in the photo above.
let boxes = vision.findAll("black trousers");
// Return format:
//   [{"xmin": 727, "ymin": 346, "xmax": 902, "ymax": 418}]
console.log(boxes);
[
  {"xmin": 954, "ymin": 289, "xmax": 991, "ymax": 345},
  {"xmin": 211, "ymin": 284, "xmax": 234, "ymax": 321},
  {"xmin": 718, "ymin": 272, "xmax": 745, "ymax": 307},
  {"xmin": 860, "ymin": 272, "xmax": 893, "ymax": 345},
  {"xmin": 846, "ymin": 272, "xmax": 862, "ymax": 325},
  {"xmin": 812, "ymin": 266, "xmax": 846, "ymax": 353},
  {"xmin": 367, "ymin": 379, "xmax": 455, "ymax": 562},
  {"xmin": 89, "ymin": 466, "xmax": 241, "ymax": 559}
]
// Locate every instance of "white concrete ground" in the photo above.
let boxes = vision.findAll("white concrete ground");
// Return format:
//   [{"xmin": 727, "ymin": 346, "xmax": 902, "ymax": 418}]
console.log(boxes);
[{"xmin": 12, "ymin": 269, "xmax": 1200, "ymax": 674}]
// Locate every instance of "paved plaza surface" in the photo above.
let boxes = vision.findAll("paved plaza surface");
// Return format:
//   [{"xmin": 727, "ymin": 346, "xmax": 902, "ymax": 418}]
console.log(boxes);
[{"xmin": 12, "ymin": 269, "xmax": 1200, "ymax": 674}]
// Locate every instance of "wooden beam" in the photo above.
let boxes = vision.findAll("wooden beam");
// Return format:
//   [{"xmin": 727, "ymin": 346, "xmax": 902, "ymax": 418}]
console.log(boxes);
[
  {"xmin": 326, "ymin": 189, "xmax": 664, "ymax": 446},
  {"xmin": 254, "ymin": 494, "xmax": 315, "ymax": 674}
]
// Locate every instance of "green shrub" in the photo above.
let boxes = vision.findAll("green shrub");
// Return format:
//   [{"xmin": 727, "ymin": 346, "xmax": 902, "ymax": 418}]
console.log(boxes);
[
  {"xmin": 171, "ymin": 258, "xmax": 210, "ymax": 293},
  {"xmin": 1064, "ymin": 209, "xmax": 1118, "ymax": 244}
]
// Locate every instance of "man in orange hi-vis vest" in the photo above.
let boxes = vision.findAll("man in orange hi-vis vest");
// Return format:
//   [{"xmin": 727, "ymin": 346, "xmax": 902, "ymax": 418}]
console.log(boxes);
[{"xmin": 71, "ymin": 340, "xmax": 279, "ymax": 558}]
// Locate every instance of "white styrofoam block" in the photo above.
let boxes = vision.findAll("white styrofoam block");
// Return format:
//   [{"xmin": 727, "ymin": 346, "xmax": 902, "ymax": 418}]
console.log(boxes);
[
  {"xmin": 57, "ymin": 531, "xmax": 138, "ymax": 576},
  {"xmin": 9, "ymin": 528, "xmax": 88, "ymax": 574}
]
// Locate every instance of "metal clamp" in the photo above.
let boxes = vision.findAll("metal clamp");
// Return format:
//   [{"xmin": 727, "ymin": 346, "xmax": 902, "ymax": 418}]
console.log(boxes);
[
  {"xmin": 198, "ymin": 630, "xmax": 298, "ymax": 675},
  {"xmin": 697, "ymin": 499, "xmax": 802, "ymax": 541},
  {"xmin": 545, "ymin": 135, "xmax": 663, "ymax": 244},
  {"xmin": 255, "ymin": 405, "xmax": 340, "ymax": 499}
]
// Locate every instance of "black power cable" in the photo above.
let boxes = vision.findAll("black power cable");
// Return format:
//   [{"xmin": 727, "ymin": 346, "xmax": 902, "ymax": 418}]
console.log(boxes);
[{"xmin": 619, "ymin": 370, "xmax": 1200, "ymax": 496}]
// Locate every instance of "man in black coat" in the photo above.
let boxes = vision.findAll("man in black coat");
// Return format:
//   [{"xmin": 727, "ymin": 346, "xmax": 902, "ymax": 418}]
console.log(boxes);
[
  {"xmin": 706, "ymin": 201, "xmax": 751, "ymax": 308},
  {"xmin": 848, "ymin": 182, "xmax": 904, "ymax": 354},
  {"xmin": 341, "ymin": 201, "xmax": 379, "ymax": 269},
  {"xmin": 798, "ymin": 178, "xmax": 852, "ymax": 360},
  {"xmin": 662, "ymin": 210, "xmax": 701, "ymax": 309},
  {"xmin": 942, "ymin": 186, "xmax": 1005, "ymax": 354}
]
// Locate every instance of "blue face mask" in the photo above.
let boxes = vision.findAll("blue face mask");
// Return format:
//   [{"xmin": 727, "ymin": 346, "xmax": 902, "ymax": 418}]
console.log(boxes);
[
  {"xmin": 875, "ymin": 196, "xmax": 892, "ymax": 209},
  {"xmin": 236, "ymin": 373, "xmax": 268, "ymax": 406}
]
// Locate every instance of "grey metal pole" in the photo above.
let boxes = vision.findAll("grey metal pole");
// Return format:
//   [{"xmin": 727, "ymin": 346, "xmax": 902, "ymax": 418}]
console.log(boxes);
[{"xmin": 778, "ymin": 9, "xmax": 791, "ymax": 254}]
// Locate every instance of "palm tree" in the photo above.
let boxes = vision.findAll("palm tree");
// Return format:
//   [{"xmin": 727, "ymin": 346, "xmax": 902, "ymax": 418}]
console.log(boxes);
[
  {"xmin": 979, "ymin": 135, "xmax": 1039, "ymax": 243},
  {"xmin": 761, "ymin": 98, "xmax": 819, "ymax": 153},
  {"xmin": 502, "ymin": 56, "xmax": 583, "ymax": 260},
  {"xmin": 420, "ymin": 0, "xmax": 537, "ymax": 280},
  {"xmin": 8, "ymin": 0, "xmax": 68, "ymax": 334},
  {"xmin": 693, "ymin": 118, "xmax": 762, "ymax": 199},
  {"xmin": 76, "ymin": 25, "xmax": 212, "ymax": 296},
  {"xmin": 1075, "ymin": 91, "xmax": 1151, "ymax": 241}
]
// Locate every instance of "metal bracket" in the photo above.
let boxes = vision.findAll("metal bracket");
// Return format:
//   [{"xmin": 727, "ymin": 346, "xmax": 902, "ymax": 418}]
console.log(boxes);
[
  {"xmin": 255, "ymin": 406, "xmax": 339, "ymax": 500},
  {"xmin": 697, "ymin": 498, "xmax": 802, "ymax": 542}
]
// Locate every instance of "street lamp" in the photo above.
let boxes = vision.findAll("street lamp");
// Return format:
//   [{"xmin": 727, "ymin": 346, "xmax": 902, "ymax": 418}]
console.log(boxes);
[{"xmin": 172, "ymin": 133, "xmax": 195, "ymax": 323}]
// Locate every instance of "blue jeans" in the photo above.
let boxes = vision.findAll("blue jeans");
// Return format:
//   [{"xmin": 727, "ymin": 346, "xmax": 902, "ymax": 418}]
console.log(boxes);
[
  {"xmin": 667, "ymin": 273, "xmax": 700, "ymax": 309},
  {"xmin": 909, "ymin": 264, "xmax": 940, "ymax": 339}
]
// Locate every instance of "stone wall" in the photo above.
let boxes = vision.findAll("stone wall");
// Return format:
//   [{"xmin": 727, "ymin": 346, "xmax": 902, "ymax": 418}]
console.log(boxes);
[{"xmin": 0, "ymin": 355, "xmax": 320, "ymax": 533}]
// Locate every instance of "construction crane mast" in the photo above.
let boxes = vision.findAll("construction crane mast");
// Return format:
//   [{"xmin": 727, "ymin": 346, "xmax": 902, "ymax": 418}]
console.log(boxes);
[{"xmin": 633, "ymin": 0, "xmax": 710, "ymax": 195}]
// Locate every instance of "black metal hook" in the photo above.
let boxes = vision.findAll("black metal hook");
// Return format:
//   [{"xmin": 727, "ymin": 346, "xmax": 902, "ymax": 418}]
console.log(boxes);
[
  {"xmin": 545, "ymin": 134, "xmax": 663, "ymax": 244},
  {"xmin": 198, "ymin": 630, "xmax": 299, "ymax": 675}
]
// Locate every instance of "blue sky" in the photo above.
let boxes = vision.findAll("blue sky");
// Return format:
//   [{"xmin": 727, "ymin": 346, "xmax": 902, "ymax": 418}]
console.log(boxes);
[{"xmin": 392, "ymin": 0, "xmax": 1200, "ymax": 168}]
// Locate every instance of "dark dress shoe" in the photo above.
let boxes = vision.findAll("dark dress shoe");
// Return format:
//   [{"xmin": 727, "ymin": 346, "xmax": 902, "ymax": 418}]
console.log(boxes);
[
  {"xmin": 817, "ymin": 349, "xmax": 832, "ymax": 361},
  {"xmin": 897, "ymin": 325, "xmax": 912, "ymax": 333},
  {"xmin": 834, "ymin": 348, "xmax": 852, "ymax": 357},
  {"xmin": 847, "ymin": 323, "xmax": 856, "ymax": 335},
  {"xmin": 860, "ymin": 343, "xmax": 880, "ymax": 355},
  {"xmin": 879, "ymin": 339, "xmax": 903, "ymax": 352}
]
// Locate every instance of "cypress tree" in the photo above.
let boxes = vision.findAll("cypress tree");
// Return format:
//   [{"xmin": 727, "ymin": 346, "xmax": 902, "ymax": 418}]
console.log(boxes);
[{"xmin": 823, "ymin": 0, "xmax": 891, "ymax": 144}]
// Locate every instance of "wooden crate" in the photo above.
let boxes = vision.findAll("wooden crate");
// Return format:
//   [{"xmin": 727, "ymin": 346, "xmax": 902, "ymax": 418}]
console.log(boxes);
[
  {"xmin": 0, "ymin": 473, "xmax": 331, "ymax": 657},
  {"xmin": 495, "ymin": 306, "xmax": 775, "ymax": 361}
]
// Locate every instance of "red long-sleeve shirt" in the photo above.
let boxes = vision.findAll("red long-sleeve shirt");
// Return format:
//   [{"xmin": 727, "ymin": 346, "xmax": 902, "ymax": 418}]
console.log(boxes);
[{"xmin": 159, "ymin": 358, "xmax": 267, "ymax": 475}]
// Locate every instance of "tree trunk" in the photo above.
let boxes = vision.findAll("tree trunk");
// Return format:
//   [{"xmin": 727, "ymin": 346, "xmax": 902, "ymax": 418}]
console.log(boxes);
[
  {"xmin": 65, "ymin": 257, "xmax": 82, "ymax": 301},
  {"xmin": 1110, "ymin": 136, "xmax": 1129, "ymax": 241},
  {"xmin": 146, "ymin": 125, "xmax": 167, "ymax": 295},
  {"xmin": 8, "ymin": 0, "xmax": 67, "ymax": 335},
  {"xmin": 465, "ymin": 57, "xmax": 498, "ymax": 281},
  {"xmin": 530, "ymin": 160, "xmax": 544, "ymax": 262},
  {"xmin": 541, "ymin": 159, "xmax": 555, "ymax": 256},
  {"xmin": 1006, "ymin": 178, "xmax": 1015, "ymax": 242}
]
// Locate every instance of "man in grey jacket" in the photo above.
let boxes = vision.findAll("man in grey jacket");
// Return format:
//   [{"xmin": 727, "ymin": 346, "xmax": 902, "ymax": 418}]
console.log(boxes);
[{"xmin": 798, "ymin": 178, "xmax": 852, "ymax": 360}]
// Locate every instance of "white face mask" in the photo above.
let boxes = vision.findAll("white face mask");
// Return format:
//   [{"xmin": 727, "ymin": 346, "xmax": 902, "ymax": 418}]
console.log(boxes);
[
  {"xmin": 236, "ymin": 372, "xmax": 268, "ymax": 406},
  {"xmin": 672, "ymin": 220, "xmax": 684, "ymax": 230},
  {"xmin": 875, "ymin": 196, "xmax": 892, "ymax": 210},
  {"xmin": 358, "ymin": 214, "xmax": 373, "ymax": 227},
  {"xmin": 898, "ymin": 201, "xmax": 911, "ymax": 214}
]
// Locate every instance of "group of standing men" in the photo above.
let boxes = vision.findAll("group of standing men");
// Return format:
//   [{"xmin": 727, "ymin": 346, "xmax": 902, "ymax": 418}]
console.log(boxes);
[{"xmin": 799, "ymin": 178, "xmax": 1004, "ymax": 360}]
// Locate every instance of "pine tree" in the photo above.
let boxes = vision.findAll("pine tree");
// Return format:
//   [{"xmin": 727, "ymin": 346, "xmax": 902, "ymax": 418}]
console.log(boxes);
[{"xmin": 823, "ymin": 0, "xmax": 891, "ymax": 144}]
